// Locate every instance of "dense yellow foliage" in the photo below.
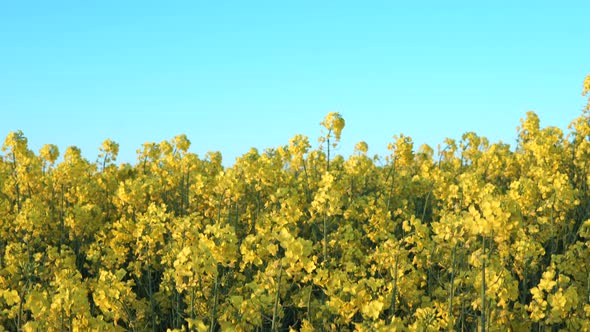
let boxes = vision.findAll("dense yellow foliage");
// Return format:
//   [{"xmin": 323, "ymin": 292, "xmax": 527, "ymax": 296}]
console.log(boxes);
[{"xmin": 1, "ymin": 76, "xmax": 590, "ymax": 331}]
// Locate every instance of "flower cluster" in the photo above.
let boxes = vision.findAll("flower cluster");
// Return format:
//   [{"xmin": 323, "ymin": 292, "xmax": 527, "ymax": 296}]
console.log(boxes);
[{"xmin": 1, "ymin": 76, "xmax": 590, "ymax": 331}]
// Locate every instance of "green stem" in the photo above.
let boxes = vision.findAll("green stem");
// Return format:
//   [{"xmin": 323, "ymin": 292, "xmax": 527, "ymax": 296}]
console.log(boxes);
[
  {"xmin": 209, "ymin": 266, "xmax": 221, "ymax": 332},
  {"xmin": 307, "ymin": 285, "xmax": 313, "ymax": 323},
  {"xmin": 271, "ymin": 265, "xmax": 283, "ymax": 332},
  {"xmin": 327, "ymin": 136, "xmax": 331, "ymax": 172},
  {"xmin": 148, "ymin": 270, "xmax": 157, "ymax": 332},
  {"xmin": 323, "ymin": 215, "xmax": 328, "ymax": 264},
  {"xmin": 448, "ymin": 245, "xmax": 457, "ymax": 331},
  {"xmin": 481, "ymin": 237, "xmax": 486, "ymax": 332},
  {"xmin": 389, "ymin": 251, "xmax": 399, "ymax": 319}
]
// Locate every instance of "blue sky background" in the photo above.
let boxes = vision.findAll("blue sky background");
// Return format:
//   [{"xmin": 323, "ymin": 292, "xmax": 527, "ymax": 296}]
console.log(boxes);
[{"xmin": 1, "ymin": 1, "xmax": 589, "ymax": 165}]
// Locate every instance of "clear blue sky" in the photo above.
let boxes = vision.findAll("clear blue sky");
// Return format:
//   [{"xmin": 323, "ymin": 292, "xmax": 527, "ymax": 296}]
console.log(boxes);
[{"xmin": 1, "ymin": 1, "xmax": 589, "ymax": 165}]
